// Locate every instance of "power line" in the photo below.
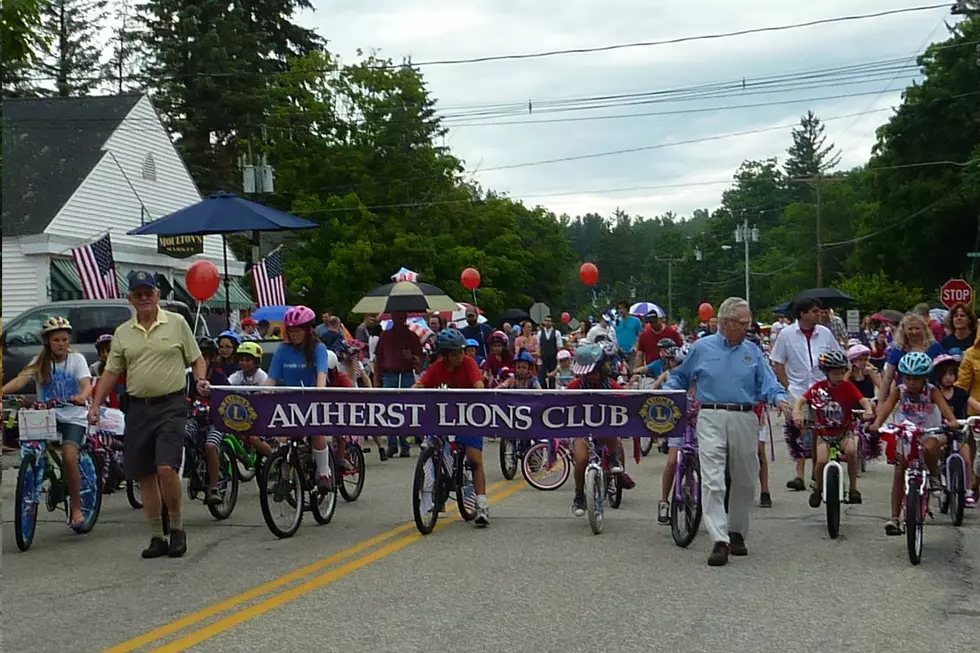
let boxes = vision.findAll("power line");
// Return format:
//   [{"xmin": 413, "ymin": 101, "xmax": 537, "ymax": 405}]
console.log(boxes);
[{"xmin": 408, "ymin": 5, "xmax": 950, "ymax": 67}]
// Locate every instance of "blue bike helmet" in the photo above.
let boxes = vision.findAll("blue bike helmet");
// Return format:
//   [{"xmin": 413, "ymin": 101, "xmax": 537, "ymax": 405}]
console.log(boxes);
[
  {"xmin": 513, "ymin": 348, "xmax": 536, "ymax": 366},
  {"xmin": 218, "ymin": 329, "xmax": 242, "ymax": 345},
  {"xmin": 898, "ymin": 351, "xmax": 933, "ymax": 377},
  {"xmin": 465, "ymin": 338, "xmax": 480, "ymax": 348},
  {"xmin": 435, "ymin": 328, "xmax": 466, "ymax": 353}
]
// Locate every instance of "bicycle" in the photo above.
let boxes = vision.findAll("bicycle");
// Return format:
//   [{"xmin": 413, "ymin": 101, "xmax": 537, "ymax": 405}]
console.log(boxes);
[
  {"xmin": 937, "ymin": 416, "xmax": 979, "ymax": 527},
  {"xmin": 14, "ymin": 400, "xmax": 103, "ymax": 552},
  {"xmin": 583, "ymin": 437, "xmax": 624, "ymax": 535},
  {"xmin": 521, "ymin": 438, "xmax": 572, "ymax": 490},
  {"xmin": 670, "ymin": 422, "xmax": 702, "ymax": 548},
  {"xmin": 880, "ymin": 421, "xmax": 949, "ymax": 565},
  {"xmin": 499, "ymin": 437, "xmax": 533, "ymax": 480},
  {"xmin": 411, "ymin": 435, "xmax": 477, "ymax": 535},
  {"xmin": 258, "ymin": 437, "xmax": 338, "ymax": 538},
  {"xmin": 332, "ymin": 435, "xmax": 366, "ymax": 502},
  {"xmin": 184, "ymin": 402, "xmax": 240, "ymax": 520}
]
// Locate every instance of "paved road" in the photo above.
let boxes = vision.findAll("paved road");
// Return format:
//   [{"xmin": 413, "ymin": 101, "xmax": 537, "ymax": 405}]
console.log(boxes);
[{"xmin": 3, "ymin": 441, "xmax": 980, "ymax": 653}]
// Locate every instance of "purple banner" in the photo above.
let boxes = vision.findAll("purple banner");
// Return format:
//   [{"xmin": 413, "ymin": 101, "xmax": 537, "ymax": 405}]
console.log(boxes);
[{"xmin": 209, "ymin": 387, "xmax": 688, "ymax": 440}]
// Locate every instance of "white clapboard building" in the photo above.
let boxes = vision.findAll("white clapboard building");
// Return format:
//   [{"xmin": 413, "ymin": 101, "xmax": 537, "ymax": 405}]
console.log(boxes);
[{"xmin": 1, "ymin": 93, "xmax": 251, "ymax": 320}]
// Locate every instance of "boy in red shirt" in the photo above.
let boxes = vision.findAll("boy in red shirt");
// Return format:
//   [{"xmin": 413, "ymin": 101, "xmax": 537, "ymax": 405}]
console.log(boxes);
[
  {"xmin": 413, "ymin": 328, "xmax": 490, "ymax": 526},
  {"xmin": 792, "ymin": 350, "xmax": 874, "ymax": 508}
]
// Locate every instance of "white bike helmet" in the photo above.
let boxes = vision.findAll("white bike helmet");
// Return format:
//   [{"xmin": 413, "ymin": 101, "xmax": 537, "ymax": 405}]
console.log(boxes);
[{"xmin": 327, "ymin": 349, "xmax": 339, "ymax": 370}]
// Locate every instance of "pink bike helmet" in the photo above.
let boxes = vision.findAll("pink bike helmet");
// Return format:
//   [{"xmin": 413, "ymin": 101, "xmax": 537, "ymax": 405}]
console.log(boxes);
[
  {"xmin": 557, "ymin": 349, "xmax": 572, "ymax": 361},
  {"xmin": 283, "ymin": 305, "xmax": 316, "ymax": 329},
  {"xmin": 846, "ymin": 344, "xmax": 871, "ymax": 361}
]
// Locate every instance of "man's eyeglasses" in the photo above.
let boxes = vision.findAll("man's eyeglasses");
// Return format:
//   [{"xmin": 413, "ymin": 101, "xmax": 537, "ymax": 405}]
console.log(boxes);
[{"xmin": 725, "ymin": 318, "xmax": 752, "ymax": 328}]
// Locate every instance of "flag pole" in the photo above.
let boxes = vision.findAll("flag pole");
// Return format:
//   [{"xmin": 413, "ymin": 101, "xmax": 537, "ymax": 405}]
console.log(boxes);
[{"xmin": 222, "ymin": 235, "xmax": 231, "ymax": 330}]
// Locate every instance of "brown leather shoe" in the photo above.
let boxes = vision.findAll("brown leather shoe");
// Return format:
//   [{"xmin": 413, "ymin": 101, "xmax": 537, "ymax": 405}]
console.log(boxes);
[
  {"xmin": 708, "ymin": 542, "xmax": 730, "ymax": 566},
  {"xmin": 729, "ymin": 532, "xmax": 748, "ymax": 556},
  {"xmin": 141, "ymin": 537, "xmax": 169, "ymax": 559},
  {"xmin": 168, "ymin": 529, "xmax": 187, "ymax": 558}
]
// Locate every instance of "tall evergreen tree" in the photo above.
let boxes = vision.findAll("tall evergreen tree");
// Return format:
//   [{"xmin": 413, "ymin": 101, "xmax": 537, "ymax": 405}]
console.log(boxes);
[
  {"xmin": 784, "ymin": 110, "xmax": 841, "ymax": 181},
  {"xmin": 35, "ymin": 0, "xmax": 108, "ymax": 97},
  {"xmin": 103, "ymin": 0, "xmax": 143, "ymax": 93},
  {"xmin": 1, "ymin": 0, "xmax": 46, "ymax": 97}
]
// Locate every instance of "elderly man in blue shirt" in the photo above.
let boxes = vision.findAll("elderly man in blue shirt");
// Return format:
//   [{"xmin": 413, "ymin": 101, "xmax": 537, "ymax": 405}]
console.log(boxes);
[{"xmin": 666, "ymin": 297, "xmax": 790, "ymax": 567}]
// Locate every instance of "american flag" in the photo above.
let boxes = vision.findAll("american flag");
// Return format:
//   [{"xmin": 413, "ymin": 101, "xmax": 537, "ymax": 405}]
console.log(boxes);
[
  {"xmin": 71, "ymin": 233, "xmax": 120, "ymax": 299},
  {"xmin": 252, "ymin": 248, "xmax": 286, "ymax": 306}
]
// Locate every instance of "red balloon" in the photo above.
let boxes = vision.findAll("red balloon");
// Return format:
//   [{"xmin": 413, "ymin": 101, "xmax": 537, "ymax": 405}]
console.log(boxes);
[
  {"xmin": 698, "ymin": 302, "xmax": 714, "ymax": 321},
  {"xmin": 461, "ymin": 267, "xmax": 481, "ymax": 291},
  {"xmin": 561, "ymin": 312, "xmax": 571, "ymax": 324},
  {"xmin": 186, "ymin": 260, "xmax": 221, "ymax": 301},
  {"xmin": 580, "ymin": 262, "xmax": 599, "ymax": 286}
]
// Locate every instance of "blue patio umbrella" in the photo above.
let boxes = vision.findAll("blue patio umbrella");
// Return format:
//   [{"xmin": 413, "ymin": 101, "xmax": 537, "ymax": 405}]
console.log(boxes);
[
  {"xmin": 251, "ymin": 305, "xmax": 291, "ymax": 323},
  {"xmin": 128, "ymin": 192, "xmax": 318, "ymax": 327}
]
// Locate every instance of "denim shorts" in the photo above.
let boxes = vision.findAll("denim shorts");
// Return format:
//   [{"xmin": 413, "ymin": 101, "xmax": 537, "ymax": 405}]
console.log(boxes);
[
  {"xmin": 455, "ymin": 435, "xmax": 484, "ymax": 452},
  {"xmin": 58, "ymin": 422, "xmax": 87, "ymax": 449}
]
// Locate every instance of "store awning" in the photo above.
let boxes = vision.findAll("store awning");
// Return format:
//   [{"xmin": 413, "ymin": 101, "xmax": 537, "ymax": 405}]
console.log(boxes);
[
  {"xmin": 51, "ymin": 258, "xmax": 128, "ymax": 299},
  {"xmin": 174, "ymin": 277, "xmax": 254, "ymax": 310}
]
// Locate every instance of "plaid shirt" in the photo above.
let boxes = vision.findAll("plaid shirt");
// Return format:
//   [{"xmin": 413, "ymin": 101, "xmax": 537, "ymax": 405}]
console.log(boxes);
[{"xmin": 829, "ymin": 315, "xmax": 848, "ymax": 344}]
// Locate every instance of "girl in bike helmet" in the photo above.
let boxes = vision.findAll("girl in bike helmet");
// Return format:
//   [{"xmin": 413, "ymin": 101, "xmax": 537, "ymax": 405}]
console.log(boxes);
[
  {"xmin": 481, "ymin": 330, "xmax": 513, "ymax": 387},
  {"xmin": 413, "ymin": 328, "xmax": 491, "ymax": 526},
  {"xmin": 266, "ymin": 305, "xmax": 337, "ymax": 493},
  {"xmin": 499, "ymin": 348, "xmax": 540, "ymax": 389},
  {"xmin": 464, "ymin": 338, "xmax": 484, "ymax": 367},
  {"xmin": 185, "ymin": 336, "xmax": 233, "ymax": 506},
  {"xmin": 931, "ymin": 354, "xmax": 979, "ymax": 505},
  {"xmin": 651, "ymin": 343, "xmax": 699, "ymax": 523},
  {"xmin": 214, "ymin": 330, "xmax": 242, "ymax": 377},
  {"xmin": 90, "ymin": 334, "xmax": 128, "ymax": 410},
  {"xmin": 2, "ymin": 317, "xmax": 92, "ymax": 528},
  {"xmin": 566, "ymin": 344, "xmax": 634, "ymax": 516},
  {"xmin": 870, "ymin": 350, "xmax": 960, "ymax": 535},
  {"xmin": 550, "ymin": 348, "xmax": 575, "ymax": 389}
]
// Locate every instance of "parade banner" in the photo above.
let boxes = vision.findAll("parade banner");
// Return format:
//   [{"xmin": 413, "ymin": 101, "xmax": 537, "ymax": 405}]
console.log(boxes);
[{"xmin": 210, "ymin": 387, "xmax": 687, "ymax": 440}]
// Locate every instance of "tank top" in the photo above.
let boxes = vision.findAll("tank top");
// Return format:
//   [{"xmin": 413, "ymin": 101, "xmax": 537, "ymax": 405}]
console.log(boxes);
[
  {"xmin": 898, "ymin": 383, "xmax": 941, "ymax": 430},
  {"xmin": 851, "ymin": 373, "xmax": 875, "ymax": 399}
]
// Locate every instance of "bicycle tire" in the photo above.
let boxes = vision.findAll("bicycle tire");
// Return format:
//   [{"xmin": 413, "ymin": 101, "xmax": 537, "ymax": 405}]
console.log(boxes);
[
  {"xmin": 311, "ymin": 446, "xmax": 338, "ymax": 525},
  {"xmin": 670, "ymin": 456, "xmax": 702, "ymax": 548},
  {"xmin": 825, "ymin": 464, "xmax": 841, "ymax": 539},
  {"xmin": 584, "ymin": 466, "xmax": 603, "ymax": 534},
  {"xmin": 339, "ymin": 442, "xmax": 365, "ymax": 502},
  {"xmin": 607, "ymin": 472, "xmax": 623, "ymax": 509},
  {"xmin": 126, "ymin": 479, "xmax": 143, "ymax": 509},
  {"xmin": 499, "ymin": 439, "xmax": 518, "ymax": 480},
  {"xmin": 259, "ymin": 448, "xmax": 304, "ymax": 538},
  {"xmin": 412, "ymin": 446, "xmax": 440, "ymax": 535},
  {"xmin": 206, "ymin": 442, "xmax": 240, "ymax": 520},
  {"xmin": 67, "ymin": 448, "xmax": 103, "ymax": 534},
  {"xmin": 162, "ymin": 503, "xmax": 170, "ymax": 536},
  {"xmin": 455, "ymin": 447, "xmax": 477, "ymax": 522},
  {"xmin": 949, "ymin": 457, "xmax": 966, "ymax": 527},
  {"xmin": 520, "ymin": 442, "xmax": 570, "ymax": 491},
  {"xmin": 906, "ymin": 484, "xmax": 924, "ymax": 565},
  {"xmin": 639, "ymin": 437, "xmax": 654, "ymax": 457},
  {"xmin": 15, "ymin": 452, "xmax": 40, "ymax": 552}
]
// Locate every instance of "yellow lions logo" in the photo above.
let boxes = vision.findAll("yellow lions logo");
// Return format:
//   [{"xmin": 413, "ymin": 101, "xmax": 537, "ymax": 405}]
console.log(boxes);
[
  {"xmin": 217, "ymin": 394, "xmax": 258, "ymax": 433},
  {"xmin": 639, "ymin": 395, "xmax": 682, "ymax": 435}
]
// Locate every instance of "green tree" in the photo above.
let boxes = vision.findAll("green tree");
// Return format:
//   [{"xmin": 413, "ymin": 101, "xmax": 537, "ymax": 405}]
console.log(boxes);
[
  {"xmin": 103, "ymin": 0, "xmax": 143, "ymax": 93},
  {"xmin": 784, "ymin": 110, "xmax": 841, "ymax": 182},
  {"xmin": 35, "ymin": 0, "xmax": 108, "ymax": 97},
  {"xmin": 1, "ymin": 0, "xmax": 46, "ymax": 96}
]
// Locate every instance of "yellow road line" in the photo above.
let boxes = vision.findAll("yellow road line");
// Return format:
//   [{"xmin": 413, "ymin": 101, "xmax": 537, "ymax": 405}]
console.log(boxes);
[
  {"xmin": 104, "ymin": 477, "xmax": 515, "ymax": 653},
  {"xmin": 149, "ymin": 480, "xmax": 527, "ymax": 653}
]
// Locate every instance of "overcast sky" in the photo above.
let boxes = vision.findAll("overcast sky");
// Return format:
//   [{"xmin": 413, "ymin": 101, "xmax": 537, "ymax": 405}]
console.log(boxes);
[{"xmin": 300, "ymin": 1, "xmax": 955, "ymax": 219}]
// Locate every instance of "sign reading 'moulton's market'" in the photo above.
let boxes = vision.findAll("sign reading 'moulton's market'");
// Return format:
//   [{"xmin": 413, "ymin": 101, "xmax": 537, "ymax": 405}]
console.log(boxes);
[
  {"xmin": 210, "ymin": 387, "xmax": 688, "ymax": 440},
  {"xmin": 157, "ymin": 234, "xmax": 204, "ymax": 258}
]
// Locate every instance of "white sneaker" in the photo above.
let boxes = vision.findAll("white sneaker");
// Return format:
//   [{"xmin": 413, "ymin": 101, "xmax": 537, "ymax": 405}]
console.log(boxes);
[{"xmin": 474, "ymin": 505, "xmax": 490, "ymax": 527}]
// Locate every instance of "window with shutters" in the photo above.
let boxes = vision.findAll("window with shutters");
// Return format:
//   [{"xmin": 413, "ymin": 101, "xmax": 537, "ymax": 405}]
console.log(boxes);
[{"xmin": 141, "ymin": 153, "xmax": 157, "ymax": 181}]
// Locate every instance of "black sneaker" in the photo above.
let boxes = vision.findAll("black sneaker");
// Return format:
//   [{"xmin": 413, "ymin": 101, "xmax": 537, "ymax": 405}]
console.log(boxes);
[
  {"xmin": 808, "ymin": 490, "xmax": 822, "ymax": 508},
  {"xmin": 786, "ymin": 477, "xmax": 805, "ymax": 491},
  {"xmin": 572, "ymin": 492, "xmax": 586, "ymax": 516},
  {"xmin": 168, "ymin": 529, "xmax": 187, "ymax": 558},
  {"xmin": 759, "ymin": 492, "xmax": 772, "ymax": 508},
  {"xmin": 657, "ymin": 500, "xmax": 670, "ymax": 525},
  {"xmin": 379, "ymin": 448, "xmax": 388, "ymax": 462},
  {"xmin": 141, "ymin": 537, "xmax": 169, "ymax": 559},
  {"xmin": 848, "ymin": 489, "xmax": 862, "ymax": 504},
  {"xmin": 729, "ymin": 532, "xmax": 748, "ymax": 556},
  {"xmin": 708, "ymin": 542, "xmax": 730, "ymax": 566},
  {"xmin": 205, "ymin": 488, "xmax": 222, "ymax": 506}
]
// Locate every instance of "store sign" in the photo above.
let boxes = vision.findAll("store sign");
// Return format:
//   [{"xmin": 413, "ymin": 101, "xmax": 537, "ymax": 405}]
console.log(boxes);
[{"xmin": 157, "ymin": 235, "xmax": 204, "ymax": 259}]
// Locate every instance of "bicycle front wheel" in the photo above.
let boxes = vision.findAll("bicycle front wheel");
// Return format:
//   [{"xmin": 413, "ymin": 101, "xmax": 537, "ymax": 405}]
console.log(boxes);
[
  {"xmin": 521, "ymin": 442, "xmax": 570, "ymax": 491},
  {"xmin": 949, "ymin": 457, "xmax": 965, "ymax": 527},
  {"xmin": 126, "ymin": 479, "xmax": 143, "ymax": 509},
  {"xmin": 584, "ymin": 466, "xmax": 603, "ymax": 535},
  {"xmin": 825, "ymin": 464, "xmax": 841, "ymax": 539},
  {"xmin": 311, "ymin": 448, "xmax": 338, "ymax": 525},
  {"xmin": 412, "ymin": 446, "xmax": 440, "ymax": 534},
  {"xmin": 206, "ymin": 442, "xmax": 239, "ymax": 520},
  {"xmin": 639, "ymin": 437, "xmax": 655, "ymax": 457},
  {"xmin": 906, "ymin": 484, "xmax": 924, "ymax": 565},
  {"xmin": 455, "ymin": 448, "xmax": 477, "ymax": 521},
  {"xmin": 670, "ymin": 455, "xmax": 702, "ymax": 548},
  {"xmin": 339, "ymin": 442, "xmax": 365, "ymax": 502},
  {"xmin": 499, "ymin": 439, "xmax": 518, "ymax": 480},
  {"xmin": 259, "ymin": 448, "xmax": 303, "ymax": 538},
  {"xmin": 67, "ymin": 448, "xmax": 103, "ymax": 534},
  {"xmin": 15, "ymin": 451, "xmax": 40, "ymax": 551}
]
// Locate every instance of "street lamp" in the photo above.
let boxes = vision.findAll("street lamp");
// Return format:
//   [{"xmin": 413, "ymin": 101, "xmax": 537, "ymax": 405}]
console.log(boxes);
[{"xmin": 734, "ymin": 218, "xmax": 760, "ymax": 306}]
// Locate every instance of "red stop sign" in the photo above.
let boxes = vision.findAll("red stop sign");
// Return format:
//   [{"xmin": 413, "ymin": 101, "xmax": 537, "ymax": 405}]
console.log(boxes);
[{"xmin": 941, "ymin": 278, "xmax": 974, "ymax": 309}]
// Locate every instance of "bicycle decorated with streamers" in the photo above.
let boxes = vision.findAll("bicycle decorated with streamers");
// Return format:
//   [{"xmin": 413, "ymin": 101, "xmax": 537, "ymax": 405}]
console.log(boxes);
[
  {"xmin": 521, "ymin": 438, "xmax": 572, "ymax": 491},
  {"xmin": 411, "ymin": 434, "xmax": 477, "ymax": 535},
  {"xmin": 13, "ymin": 400, "xmax": 103, "ymax": 552}
]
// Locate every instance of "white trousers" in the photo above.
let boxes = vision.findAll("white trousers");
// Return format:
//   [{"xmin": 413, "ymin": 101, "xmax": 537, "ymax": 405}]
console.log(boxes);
[{"xmin": 696, "ymin": 409, "xmax": 760, "ymax": 544}]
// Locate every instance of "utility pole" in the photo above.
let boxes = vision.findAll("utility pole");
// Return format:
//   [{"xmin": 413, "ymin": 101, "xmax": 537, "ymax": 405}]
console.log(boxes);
[
  {"xmin": 656, "ymin": 257, "xmax": 682, "ymax": 322},
  {"xmin": 815, "ymin": 174, "xmax": 823, "ymax": 287},
  {"xmin": 734, "ymin": 216, "xmax": 760, "ymax": 307}
]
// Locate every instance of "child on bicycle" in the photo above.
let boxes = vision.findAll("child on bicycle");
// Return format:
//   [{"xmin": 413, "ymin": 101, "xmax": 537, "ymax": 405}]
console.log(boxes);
[
  {"xmin": 870, "ymin": 351, "xmax": 960, "ymax": 535},
  {"xmin": 213, "ymin": 330, "xmax": 242, "ymax": 378},
  {"xmin": 632, "ymin": 337, "xmax": 676, "ymax": 382},
  {"xmin": 499, "ymin": 349, "xmax": 540, "ymax": 389},
  {"xmin": 414, "ymin": 328, "xmax": 490, "ymax": 526},
  {"xmin": 656, "ymin": 344, "xmax": 693, "ymax": 524},
  {"xmin": 792, "ymin": 350, "xmax": 874, "ymax": 509},
  {"xmin": 226, "ymin": 341, "xmax": 275, "ymax": 464},
  {"xmin": 2, "ymin": 317, "xmax": 92, "ymax": 528},
  {"xmin": 481, "ymin": 331, "xmax": 513, "ymax": 387},
  {"xmin": 932, "ymin": 354, "xmax": 979, "ymax": 506},
  {"xmin": 550, "ymin": 349, "xmax": 575, "ymax": 389},
  {"xmin": 186, "ymin": 337, "xmax": 231, "ymax": 506},
  {"xmin": 567, "ymin": 343, "xmax": 633, "ymax": 517},
  {"xmin": 340, "ymin": 340, "xmax": 387, "ymax": 462},
  {"xmin": 465, "ymin": 338, "xmax": 485, "ymax": 368}
]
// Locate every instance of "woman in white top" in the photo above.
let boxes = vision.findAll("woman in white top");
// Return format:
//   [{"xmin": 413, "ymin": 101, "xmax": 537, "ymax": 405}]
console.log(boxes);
[{"xmin": 2, "ymin": 316, "xmax": 92, "ymax": 528}]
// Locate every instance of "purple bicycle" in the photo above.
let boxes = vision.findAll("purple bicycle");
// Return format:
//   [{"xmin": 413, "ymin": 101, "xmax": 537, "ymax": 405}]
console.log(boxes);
[{"xmin": 670, "ymin": 420, "xmax": 702, "ymax": 547}]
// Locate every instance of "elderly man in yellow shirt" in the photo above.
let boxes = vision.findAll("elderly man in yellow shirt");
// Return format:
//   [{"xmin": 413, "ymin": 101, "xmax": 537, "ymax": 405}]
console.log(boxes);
[{"xmin": 89, "ymin": 270, "xmax": 206, "ymax": 559}]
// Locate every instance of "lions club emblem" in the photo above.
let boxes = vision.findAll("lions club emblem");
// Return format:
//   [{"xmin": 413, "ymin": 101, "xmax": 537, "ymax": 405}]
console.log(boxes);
[
  {"xmin": 639, "ymin": 395, "xmax": 682, "ymax": 435},
  {"xmin": 217, "ymin": 394, "xmax": 258, "ymax": 433}
]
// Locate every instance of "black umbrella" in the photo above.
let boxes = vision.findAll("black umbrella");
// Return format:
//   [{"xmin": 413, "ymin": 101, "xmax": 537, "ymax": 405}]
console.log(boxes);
[
  {"xmin": 772, "ymin": 301, "xmax": 792, "ymax": 316},
  {"xmin": 351, "ymin": 281, "xmax": 457, "ymax": 315},
  {"xmin": 498, "ymin": 308, "xmax": 531, "ymax": 325},
  {"xmin": 792, "ymin": 288, "xmax": 854, "ymax": 309}
]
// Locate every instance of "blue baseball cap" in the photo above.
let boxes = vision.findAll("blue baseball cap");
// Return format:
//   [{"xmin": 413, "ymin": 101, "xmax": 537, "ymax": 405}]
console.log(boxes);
[{"xmin": 127, "ymin": 269, "xmax": 158, "ymax": 290}]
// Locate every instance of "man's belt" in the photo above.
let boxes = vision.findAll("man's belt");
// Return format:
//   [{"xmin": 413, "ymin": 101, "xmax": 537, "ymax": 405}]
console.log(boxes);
[
  {"xmin": 700, "ymin": 403, "xmax": 756, "ymax": 412},
  {"xmin": 129, "ymin": 389, "xmax": 185, "ymax": 405}
]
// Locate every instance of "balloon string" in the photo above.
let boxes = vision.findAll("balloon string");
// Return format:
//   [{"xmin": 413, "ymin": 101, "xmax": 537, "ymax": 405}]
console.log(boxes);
[{"xmin": 194, "ymin": 303, "xmax": 202, "ymax": 336}]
